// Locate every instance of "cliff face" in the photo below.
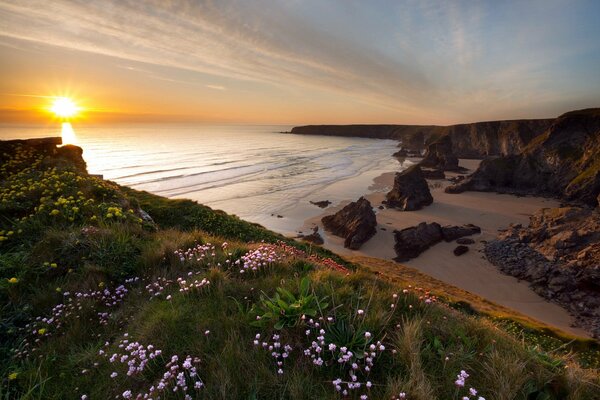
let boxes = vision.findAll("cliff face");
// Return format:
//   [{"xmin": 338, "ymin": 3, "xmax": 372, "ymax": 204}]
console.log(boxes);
[
  {"xmin": 0, "ymin": 137, "xmax": 87, "ymax": 173},
  {"xmin": 448, "ymin": 109, "xmax": 600, "ymax": 206},
  {"xmin": 290, "ymin": 118, "xmax": 552, "ymax": 158}
]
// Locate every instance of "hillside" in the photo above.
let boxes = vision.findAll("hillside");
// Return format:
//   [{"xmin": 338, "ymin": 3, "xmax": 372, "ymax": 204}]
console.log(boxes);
[
  {"xmin": 290, "ymin": 118, "xmax": 553, "ymax": 158},
  {"xmin": 1, "ymin": 138, "xmax": 599, "ymax": 399}
]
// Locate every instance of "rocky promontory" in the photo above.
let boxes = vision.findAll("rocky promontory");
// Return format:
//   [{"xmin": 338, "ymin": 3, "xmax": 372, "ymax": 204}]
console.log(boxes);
[
  {"xmin": 321, "ymin": 197, "xmax": 377, "ymax": 250},
  {"xmin": 290, "ymin": 118, "xmax": 552, "ymax": 158},
  {"xmin": 484, "ymin": 206, "xmax": 600, "ymax": 337},
  {"xmin": 447, "ymin": 108, "xmax": 600, "ymax": 206},
  {"xmin": 419, "ymin": 135, "xmax": 461, "ymax": 171},
  {"xmin": 385, "ymin": 165, "xmax": 433, "ymax": 211}
]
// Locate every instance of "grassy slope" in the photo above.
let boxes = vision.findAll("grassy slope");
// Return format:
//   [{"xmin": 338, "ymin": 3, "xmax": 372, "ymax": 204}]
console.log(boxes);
[{"xmin": 1, "ymin": 142, "xmax": 599, "ymax": 400}]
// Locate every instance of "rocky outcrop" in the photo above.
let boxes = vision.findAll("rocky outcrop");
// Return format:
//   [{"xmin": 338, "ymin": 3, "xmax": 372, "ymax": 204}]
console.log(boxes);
[
  {"xmin": 454, "ymin": 245, "xmax": 469, "ymax": 256},
  {"xmin": 290, "ymin": 118, "xmax": 552, "ymax": 158},
  {"xmin": 298, "ymin": 226, "xmax": 324, "ymax": 245},
  {"xmin": 385, "ymin": 166, "xmax": 433, "ymax": 211},
  {"xmin": 441, "ymin": 224, "xmax": 481, "ymax": 241},
  {"xmin": 447, "ymin": 109, "xmax": 600, "ymax": 206},
  {"xmin": 394, "ymin": 222, "xmax": 443, "ymax": 262},
  {"xmin": 419, "ymin": 135, "xmax": 461, "ymax": 171},
  {"xmin": 310, "ymin": 200, "xmax": 331, "ymax": 208},
  {"xmin": 485, "ymin": 206, "xmax": 600, "ymax": 337},
  {"xmin": 394, "ymin": 222, "xmax": 481, "ymax": 261},
  {"xmin": 321, "ymin": 197, "xmax": 377, "ymax": 250},
  {"xmin": 0, "ymin": 137, "xmax": 87, "ymax": 174}
]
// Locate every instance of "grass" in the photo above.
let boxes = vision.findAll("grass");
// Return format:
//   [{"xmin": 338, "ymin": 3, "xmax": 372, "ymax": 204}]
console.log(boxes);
[{"xmin": 1, "ymin": 140, "xmax": 599, "ymax": 399}]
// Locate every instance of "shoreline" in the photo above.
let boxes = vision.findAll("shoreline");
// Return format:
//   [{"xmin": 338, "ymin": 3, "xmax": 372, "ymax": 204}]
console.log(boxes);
[{"xmin": 296, "ymin": 158, "xmax": 590, "ymax": 338}]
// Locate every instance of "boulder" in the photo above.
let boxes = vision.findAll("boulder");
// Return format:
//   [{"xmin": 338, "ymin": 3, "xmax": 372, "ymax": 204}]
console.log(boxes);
[
  {"xmin": 453, "ymin": 245, "xmax": 469, "ymax": 256},
  {"xmin": 310, "ymin": 200, "xmax": 332, "ymax": 208},
  {"xmin": 299, "ymin": 226, "xmax": 324, "ymax": 245},
  {"xmin": 441, "ymin": 224, "xmax": 481, "ymax": 241},
  {"xmin": 322, "ymin": 197, "xmax": 377, "ymax": 250},
  {"xmin": 420, "ymin": 135, "xmax": 461, "ymax": 171},
  {"xmin": 393, "ymin": 222, "xmax": 443, "ymax": 262},
  {"xmin": 385, "ymin": 165, "xmax": 433, "ymax": 211}
]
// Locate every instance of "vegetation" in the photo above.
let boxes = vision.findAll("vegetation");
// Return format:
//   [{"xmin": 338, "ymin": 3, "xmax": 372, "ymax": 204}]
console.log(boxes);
[{"xmin": 1, "ymin": 140, "xmax": 599, "ymax": 399}]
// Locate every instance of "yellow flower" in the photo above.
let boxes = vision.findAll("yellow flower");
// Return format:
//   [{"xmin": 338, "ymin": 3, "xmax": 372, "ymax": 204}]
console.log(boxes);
[
  {"xmin": 98, "ymin": 281, "xmax": 105, "ymax": 288},
  {"xmin": 8, "ymin": 277, "xmax": 18, "ymax": 284},
  {"xmin": 8, "ymin": 372, "xmax": 18, "ymax": 381},
  {"xmin": 55, "ymin": 287, "xmax": 61, "ymax": 292},
  {"xmin": 50, "ymin": 263, "xmax": 57, "ymax": 268},
  {"xmin": 106, "ymin": 213, "xmax": 113, "ymax": 218},
  {"xmin": 38, "ymin": 328, "xmax": 46, "ymax": 335},
  {"xmin": 50, "ymin": 209, "xmax": 60, "ymax": 216}
]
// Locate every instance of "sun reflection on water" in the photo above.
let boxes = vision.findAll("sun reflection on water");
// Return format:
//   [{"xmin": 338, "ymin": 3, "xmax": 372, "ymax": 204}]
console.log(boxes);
[{"xmin": 61, "ymin": 122, "xmax": 77, "ymax": 145}]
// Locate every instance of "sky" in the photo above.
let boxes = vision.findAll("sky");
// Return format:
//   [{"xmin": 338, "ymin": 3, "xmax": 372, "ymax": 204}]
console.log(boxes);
[{"xmin": 0, "ymin": 0, "xmax": 599, "ymax": 125}]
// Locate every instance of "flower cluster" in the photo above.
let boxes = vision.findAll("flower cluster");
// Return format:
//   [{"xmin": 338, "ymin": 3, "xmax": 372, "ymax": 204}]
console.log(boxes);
[
  {"xmin": 176, "ymin": 276, "xmax": 211, "ymax": 293},
  {"xmin": 455, "ymin": 370, "xmax": 485, "ymax": 400},
  {"xmin": 253, "ymin": 333, "xmax": 293, "ymax": 375},
  {"xmin": 174, "ymin": 243, "xmax": 216, "ymax": 263},
  {"xmin": 101, "ymin": 335, "xmax": 204, "ymax": 399},
  {"xmin": 15, "ymin": 281, "xmax": 136, "ymax": 358},
  {"xmin": 236, "ymin": 245, "xmax": 281, "ymax": 274}
]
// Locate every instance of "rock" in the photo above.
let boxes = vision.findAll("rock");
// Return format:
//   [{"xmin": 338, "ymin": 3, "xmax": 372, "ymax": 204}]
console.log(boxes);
[
  {"xmin": 385, "ymin": 165, "xmax": 433, "ymax": 211},
  {"xmin": 393, "ymin": 222, "xmax": 443, "ymax": 262},
  {"xmin": 456, "ymin": 238, "xmax": 475, "ymax": 245},
  {"xmin": 446, "ymin": 108, "xmax": 600, "ymax": 206},
  {"xmin": 393, "ymin": 149, "xmax": 408, "ymax": 159},
  {"xmin": 484, "ymin": 205, "xmax": 600, "ymax": 338},
  {"xmin": 310, "ymin": 200, "xmax": 332, "ymax": 208},
  {"xmin": 277, "ymin": 215, "xmax": 283, "ymax": 218},
  {"xmin": 420, "ymin": 135, "xmax": 462, "ymax": 171},
  {"xmin": 441, "ymin": 224, "xmax": 481, "ymax": 241},
  {"xmin": 421, "ymin": 169, "xmax": 445, "ymax": 179},
  {"xmin": 378, "ymin": 205, "xmax": 384, "ymax": 210},
  {"xmin": 321, "ymin": 197, "xmax": 377, "ymax": 250},
  {"xmin": 137, "ymin": 208, "xmax": 154, "ymax": 224},
  {"xmin": 453, "ymin": 245, "xmax": 469, "ymax": 256},
  {"xmin": 298, "ymin": 227, "xmax": 324, "ymax": 245}
]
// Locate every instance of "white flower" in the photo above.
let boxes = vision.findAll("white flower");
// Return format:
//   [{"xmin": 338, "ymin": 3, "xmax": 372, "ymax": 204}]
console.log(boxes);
[
  {"xmin": 364, "ymin": 331, "xmax": 372, "ymax": 339},
  {"xmin": 470, "ymin": 388, "xmax": 478, "ymax": 396},
  {"xmin": 357, "ymin": 309, "xmax": 364, "ymax": 315}
]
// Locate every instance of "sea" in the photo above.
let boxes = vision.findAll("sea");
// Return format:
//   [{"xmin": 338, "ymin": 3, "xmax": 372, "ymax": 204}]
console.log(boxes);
[{"xmin": 0, "ymin": 123, "xmax": 406, "ymax": 235}]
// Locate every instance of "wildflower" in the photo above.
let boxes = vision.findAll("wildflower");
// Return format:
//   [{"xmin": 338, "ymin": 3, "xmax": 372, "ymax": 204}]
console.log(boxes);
[
  {"xmin": 470, "ymin": 388, "xmax": 478, "ymax": 396},
  {"xmin": 81, "ymin": 396, "xmax": 88, "ymax": 400},
  {"xmin": 38, "ymin": 328, "xmax": 46, "ymax": 335},
  {"xmin": 8, "ymin": 277, "xmax": 18, "ymax": 284},
  {"xmin": 204, "ymin": 330, "xmax": 210, "ymax": 336},
  {"xmin": 50, "ymin": 263, "xmax": 57, "ymax": 268},
  {"xmin": 110, "ymin": 372, "xmax": 118, "ymax": 378},
  {"xmin": 357, "ymin": 309, "xmax": 364, "ymax": 315},
  {"xmin": 122, "ymin": 390, "xmax": 132, "ymax": 399},
  {"xmin": 8, "ymin": 372, "xmax": 18, "ymax": 380},
  {"xmin": 364, "ymin": 332, "xmax": 372, "ymax": 339},
  {"xmin": 399, "ymin": 393, "xmax": 406, "ymax": 399},
  {"xmin": 166, "ymin": 295, "xmax": 172, "ymax": 301}
]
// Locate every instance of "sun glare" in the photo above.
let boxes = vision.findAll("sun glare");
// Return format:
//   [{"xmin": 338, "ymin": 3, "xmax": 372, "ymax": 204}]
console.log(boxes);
[{"xmin": 50, "ymin": 97, "xmax": 79, "ymax": 118}]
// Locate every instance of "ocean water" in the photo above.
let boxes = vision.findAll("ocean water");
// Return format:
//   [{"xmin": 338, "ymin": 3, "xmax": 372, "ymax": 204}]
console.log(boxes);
[{"xmin": 0, "ymin": 123, "xmax": 406, "ymax": 235}]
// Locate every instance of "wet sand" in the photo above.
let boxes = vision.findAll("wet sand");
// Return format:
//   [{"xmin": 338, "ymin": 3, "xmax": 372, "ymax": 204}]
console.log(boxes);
[{"xmin": 298, "ymin": 158, "xmax": 589, "ymax": 338}]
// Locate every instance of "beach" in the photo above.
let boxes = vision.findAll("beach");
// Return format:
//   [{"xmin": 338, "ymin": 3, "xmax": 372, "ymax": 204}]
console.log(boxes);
[{"xmin": 299, "ymin": 158, "xmax": 589, "ymax": 337}]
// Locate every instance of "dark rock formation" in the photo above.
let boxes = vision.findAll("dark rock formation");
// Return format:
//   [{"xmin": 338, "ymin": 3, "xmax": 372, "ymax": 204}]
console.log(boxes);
[
  {"xmin": 420, "ymin": 135, "xmax": 461, "ymax": 171},
  {"xmin": 485, "ymin": 206, "xmax": 600, "ymax": 337},
  {"xmin": 298, "ymin": 226, "xmax": 324, "ymax": 245},
  {"xmin": 321, "ymin": 197, "xmax": 377, "ymax": 250},
  {"xmin": 310, "ymin": 200, "xmax": 332, "ymax": 208},
  {"xmin": 447, "ymin": 108, "xmax": 600, "ymax": 206},
  {"xmin": 393, "ymin": 222, "xmax": 443, "ymax": 262},
  {"xmin": 453, "ymin": 245, "xmax": 469, "ymax": 256},
  {"xmin": 441, "ymin": 224, "xmax": 481, "ymax": 241},
  {"xmin": 421, "ymin": 169, "xmax": 445, "ymax": 179},
  {"xmin": 456, "ymin": 238, "xmax": 475, "ymax": 245},
  {"xmin": 385, "ymin": 166, "xmax": 433, "ymax": 211},
  {"xmin": 290, "ymin": 118, "xmax": 552, "ymax": 158},
  {"xmin": 393, "ymin": 222, "xmax": 481, "ymax": 261}
]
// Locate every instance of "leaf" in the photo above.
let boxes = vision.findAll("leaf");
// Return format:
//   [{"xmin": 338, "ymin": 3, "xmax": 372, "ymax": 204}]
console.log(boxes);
[
  {"xmin": 274, "ymin": 320, "xmax": 285, "ymax": 330},
  {"xmin": 300, "ymin": 277, "xmax": 310, "ymax": 295}
]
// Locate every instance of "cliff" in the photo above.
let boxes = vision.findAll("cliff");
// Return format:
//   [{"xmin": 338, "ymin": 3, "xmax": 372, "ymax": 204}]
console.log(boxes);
[
  {"xmin": 447, "ymin": 108, "xmax": 600, "ymax": 206},
  {"xmin": 290, "ymin": 118, "xmax": 553, "ymax": 157}
]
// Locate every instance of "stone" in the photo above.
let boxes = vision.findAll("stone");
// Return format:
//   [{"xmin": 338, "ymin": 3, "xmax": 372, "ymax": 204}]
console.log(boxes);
[
  {"xmin": 441, "ymin": 224, "xmax": 481, "ymax": 241},
  {"xmin": 385, "ymin": 165, "xmax": 433, "ymax": 211},
  {"xmin": 310, "ymin": 200, "xmax": 332, "ymax": 208},
  {"xmin": 453, "ymin": 245, "xmax": 469, "ymax": 256},
  {"xmin": 456, "ymin": 238, "xmax": 475, "ymax": 245},
  {"xmin": 419, "ymin": 135, "xmax": 462, "ymax": 171},
  {"xmin": 322, "ymin": 197, "xmax": 377, "ymax": 250},
  {"xmin": 393, "ymin": 222, "xmax": 443, "ymax": 262}
]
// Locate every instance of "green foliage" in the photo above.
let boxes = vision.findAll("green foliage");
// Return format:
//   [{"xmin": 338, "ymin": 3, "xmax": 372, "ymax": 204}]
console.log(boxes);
[{"xmin": 251, "ymin": 277, "xmax": 329, "ymax": 329}]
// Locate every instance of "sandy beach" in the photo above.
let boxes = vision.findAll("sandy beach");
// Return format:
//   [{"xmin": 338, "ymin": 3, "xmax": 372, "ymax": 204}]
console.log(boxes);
[{"xmin": 298, "ymin": 158, "xmax": 589, "ymax": 337}]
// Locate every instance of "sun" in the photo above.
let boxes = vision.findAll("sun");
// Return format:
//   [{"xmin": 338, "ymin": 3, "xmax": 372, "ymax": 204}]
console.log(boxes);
[{"xmin": 50, "ymin": 97, "xmax": 79, "ymax": 118}]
